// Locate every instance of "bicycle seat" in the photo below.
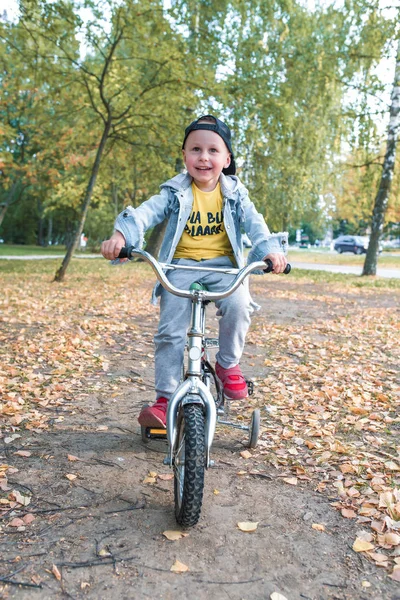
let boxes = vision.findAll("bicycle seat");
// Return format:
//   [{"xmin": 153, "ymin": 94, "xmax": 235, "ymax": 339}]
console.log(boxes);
[{"xmin": 189, "ymin": 282, "xmax": 209, "ymax": 291}]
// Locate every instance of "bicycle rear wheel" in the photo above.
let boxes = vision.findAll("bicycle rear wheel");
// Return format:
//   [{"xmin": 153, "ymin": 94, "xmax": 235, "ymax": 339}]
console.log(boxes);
[{"xmin": 174, "ymin": 403, "xmax": 206, "ymax": 527}]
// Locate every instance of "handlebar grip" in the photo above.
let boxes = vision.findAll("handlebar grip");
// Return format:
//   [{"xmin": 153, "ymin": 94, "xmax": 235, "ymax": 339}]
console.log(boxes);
[
  {"xmin": 117, "ymin": 246, "xmax": 134, "ymax": 259},
  {"xmin": 264, "ymin": 258, "xmax": 291, "ymax": 274}
]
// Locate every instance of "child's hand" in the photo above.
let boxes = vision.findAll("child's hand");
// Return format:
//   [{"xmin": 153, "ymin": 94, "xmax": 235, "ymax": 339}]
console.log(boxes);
[
  {"xmin": 264, "ymin": 253, "xmax": 288, "ymax": 274},
  {"xmin": 101, "ymin": 231, "xmax": 126, "ymax": 260}
]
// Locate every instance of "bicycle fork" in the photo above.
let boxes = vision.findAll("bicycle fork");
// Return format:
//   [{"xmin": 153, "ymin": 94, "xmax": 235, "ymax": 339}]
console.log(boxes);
[{"xmin": 166, "ymin": 294, "xmax": 217, "ymax": 468}]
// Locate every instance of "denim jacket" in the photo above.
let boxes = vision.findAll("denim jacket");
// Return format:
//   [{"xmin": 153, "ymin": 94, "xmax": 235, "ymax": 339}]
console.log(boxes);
[{"xmin": 115, "ymin": 172, "xmax": 287, "ymax": 304}]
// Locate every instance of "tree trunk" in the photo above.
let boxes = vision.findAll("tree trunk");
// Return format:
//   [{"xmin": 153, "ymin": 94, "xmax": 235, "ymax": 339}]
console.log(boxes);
[
  {"xmin": 0, "ymin": 203, "xmax": 8, "ymax": 228},
  {"xmin": 362, "ymin": 38, "xmax": 400, "ymax": 276},
  {"xmin": 54, "ymin": 119, "xmax": 112, "ymax": 282},
  {"xmin": 0, "ymin": 180, "xmax": 22, "ymax": 227},
  {"xmin": 37, "ymin": 199, "xmax": 45, "ymax": 246},
  {"xmin": 47, "ymin": 216, "xmax": 53, "ymax": 246},
  {"xmin": 112, "ymin": 181, "xmax": 119, "ymax": 218},
  {"xmin": 145, "ymin": 220, "xmax": 167, "ymax": 258}
]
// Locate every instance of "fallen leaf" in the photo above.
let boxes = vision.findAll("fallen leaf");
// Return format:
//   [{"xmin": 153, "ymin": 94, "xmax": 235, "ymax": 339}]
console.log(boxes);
[
  {"xmin": 353, "ymin": 538, "xmax": 375, "ymax": 552},
  {"xmin": 170, "ymin": 559, "xmax": 189, "ymax": 573},
  {"xmin": 270, "ymin": 593, "xmax": 288, "ymax": 600},
  {"xmin": 240, "ymin": 450, "xmax": 252, "ymax": 459},
  {"xmin": 283, "ymin": 477, "xmax": 298, "ymax": 486},
  {"xmin": 385, "ymin": 461, "xmax": 400, "ymax": 472},
  {"xmin": 9, "ymin": 518, "xmax": 25, "ymax": 527},
  {"xmin": 340, "ymin": 464, "xmax": 355, "ymax": 474},
  {"xmin": 148, "ymin": 471, "xmax": 157, "ymax": 478},
  {"xmin": 10, "ymin": 490, "xmax": 31, "ymax": 506},
  {"xmin": 14, "ymin": 451, "xmax": 31, "ymax": 457},
  {"xmin": 341, "ymin": 508, "xmax": 357, "ymax": 519},
  {"xmin": 312, "ymin": 523, "xmax": 325, "ymax": 532},
  {"xmin": 213, "ymin": 489, "xmax": 220, "ymax": 495},
  {"xmin": 22, "ymin": 514, "xmax": 35, "ymax": 525},
  {"xmin": 65, "ymin": 474, "xmax": 77, "ymax": 481},
  {"xmin": 368, "ymin": 552, "xmax": 388, "ymax": 565},
  {"xmin": 391, "ymin": 565, "xmax": 400, "ymax": 581},
  {"xmin": 4, "ymin": 434, "xmax": 21, "ymax": 444},
  {"xmin": 237, "ymin": 521, "xmax": 259, "ymax": 532},
  {"xmin": 52, "ymin": 564, "xmax": 62, "ymax": 581},
  {"xmin": 163, "ymin": 530, "xmax": 189, "ymax": 541},
  {"xmin": 357, "ymin": 531, "xmax": 374, "ymax": 542},
  {"xmin": 143, "ymin": 476, "xmax": 156, "ymax": 484},
  {"xmin": 371, "ymin": 520, "xmax": 385, "ymax": 534},
  {"xmin": 81, "ymin": 582, "xmax": 90, "ymax": 589},
  {"xmin": 383, "ymin": 532, "xmax": 400, "ymax": 546},
  {"xmin": 158, "ymin": 473, "xmax": 174, "ymax": 481},
  {"xmin": 67, "ymin": 454, "xmax": 82, "ymax": 462}
]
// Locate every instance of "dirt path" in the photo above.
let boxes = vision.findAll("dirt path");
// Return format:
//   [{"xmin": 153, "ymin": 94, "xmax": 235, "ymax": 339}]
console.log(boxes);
[{"xmin": 1, "ymin": 271, "xmax": 399, "ymax": 600}]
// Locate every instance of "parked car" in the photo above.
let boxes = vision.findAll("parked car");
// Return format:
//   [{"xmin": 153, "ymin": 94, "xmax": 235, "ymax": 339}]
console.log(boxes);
[
  {"xmin": 333, "ymin": 235, "xmax": 381, "ymax": 254},
  {"xmin": 383, "ymin": 239, "xmax": 400, "ymax": 249},
  {"xmin": 333, "ymin": 235, "xmax": 366, "ymax": 254}
]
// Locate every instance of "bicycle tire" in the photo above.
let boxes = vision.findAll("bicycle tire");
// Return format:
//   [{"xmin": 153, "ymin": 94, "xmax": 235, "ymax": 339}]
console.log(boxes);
[
  {"xmin": 248, "ymin": 408, "xmax": 260, "ymax": 449},
  {"xmin": 174, "ymin": 403, "xmax": 206, "ymax": 527}
]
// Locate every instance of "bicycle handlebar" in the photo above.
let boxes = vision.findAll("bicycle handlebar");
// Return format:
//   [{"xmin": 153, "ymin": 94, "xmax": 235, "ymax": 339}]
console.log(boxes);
[
  {"xmin": 117, "ymin": 246, "xmax": 290, "ymax": 301},
  {"xmin": 264, "ymin": 258, "xmax": 291, "ymax": 275}
]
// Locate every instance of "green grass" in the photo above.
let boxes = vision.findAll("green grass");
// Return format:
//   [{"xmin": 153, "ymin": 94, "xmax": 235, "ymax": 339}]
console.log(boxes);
[
  {"xmin": 0, "ymin": 244, "xmax": 97, "ymax": 256},
  {"xmin": 1, "ymin": 257, "xmax": 399, "ymax": 290},
  {"xmin": 289, "ymin": 248, "xmax": 400, "ymax": 268}
]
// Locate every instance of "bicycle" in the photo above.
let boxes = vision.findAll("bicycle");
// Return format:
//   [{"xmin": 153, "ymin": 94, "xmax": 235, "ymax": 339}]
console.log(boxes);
[{"xmin": 118, "ymin": 245, "xmax": 290, "ymax": 527}]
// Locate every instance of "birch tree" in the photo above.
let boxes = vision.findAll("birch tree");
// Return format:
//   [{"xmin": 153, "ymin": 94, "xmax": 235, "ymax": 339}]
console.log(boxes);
[{"xmin": 362, "ymin": 38, "xmax": 400, "ymax": 275}]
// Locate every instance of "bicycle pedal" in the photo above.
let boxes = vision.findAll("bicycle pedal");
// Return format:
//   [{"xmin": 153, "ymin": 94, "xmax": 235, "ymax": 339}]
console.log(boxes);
[
  {"xmin": 143, "ymin": 427, "xmax": 167, "ymax": 440},
  {"xmin": 246, "ymin": 380, "xmax": 254, "ymax": 396}
]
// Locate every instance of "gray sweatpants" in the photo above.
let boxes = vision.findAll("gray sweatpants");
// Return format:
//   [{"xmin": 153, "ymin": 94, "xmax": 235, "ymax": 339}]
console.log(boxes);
[{"xmin": 154, "ymin": 256, "xmax": 253, "ymax": 400}]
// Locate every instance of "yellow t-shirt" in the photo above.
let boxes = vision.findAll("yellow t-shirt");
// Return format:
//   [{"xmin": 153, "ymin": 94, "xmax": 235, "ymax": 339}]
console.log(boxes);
[{"xmin": 174, "ymin": 183, "xmax": 234, "ymax": 260}]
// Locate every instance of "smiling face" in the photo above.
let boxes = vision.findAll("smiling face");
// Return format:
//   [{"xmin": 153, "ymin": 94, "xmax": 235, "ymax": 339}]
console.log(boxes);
[{"xmin": 182, "ymin": 129, "xmax": 231, "ymax": 191}]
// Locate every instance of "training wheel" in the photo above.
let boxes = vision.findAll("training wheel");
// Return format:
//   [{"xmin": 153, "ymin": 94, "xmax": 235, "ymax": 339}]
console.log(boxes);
[
  {"xmin": 248, "ymin": 409, "xmax": 260, "ymax": 449},
  {"xmin": 141, "ymin": 426, "xmax": 150, "ymax": 444}
]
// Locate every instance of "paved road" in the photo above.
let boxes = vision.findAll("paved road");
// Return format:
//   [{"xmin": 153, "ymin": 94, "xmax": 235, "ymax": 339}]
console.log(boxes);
[
  {"xmin": 1, "ymin": 254, "xmax": 399, "ymax": 278},
  {"xmin": 291, "ymin": 261, "xmax": 400, "ymax": 279}
]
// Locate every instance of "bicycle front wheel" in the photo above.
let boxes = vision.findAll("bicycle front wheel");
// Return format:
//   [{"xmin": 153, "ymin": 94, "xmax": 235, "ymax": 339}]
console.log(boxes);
[{"xmin": 174, "ymin": 403, "xmax": 206, "ymax": 527}]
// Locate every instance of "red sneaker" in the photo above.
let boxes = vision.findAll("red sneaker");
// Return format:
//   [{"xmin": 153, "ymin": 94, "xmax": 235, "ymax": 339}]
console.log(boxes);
[
  {"xmin": 138, "ymin": 397, "xmax": 168, "ymax": 428},
  {"xmin": 215, "ymin": 362, "xmax": 248, "ymax": 400}
]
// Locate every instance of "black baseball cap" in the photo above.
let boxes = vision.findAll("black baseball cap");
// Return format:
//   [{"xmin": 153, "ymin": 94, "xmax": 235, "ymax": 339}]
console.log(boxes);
[{"xmin": 182, "ymin": 115, "xmax": 236, "ymax": 175}]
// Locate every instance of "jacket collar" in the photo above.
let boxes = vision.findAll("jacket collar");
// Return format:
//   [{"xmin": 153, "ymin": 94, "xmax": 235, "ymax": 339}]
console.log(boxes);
[{"xmin": 160, "ymin": 172, "xmax": 243, "ymax": 198}]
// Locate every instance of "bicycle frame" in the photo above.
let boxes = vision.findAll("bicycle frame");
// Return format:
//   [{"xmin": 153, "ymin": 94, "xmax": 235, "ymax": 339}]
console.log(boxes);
[
  {"xmin": 166, "ymin": 290, "xmax": 217, "ymax": 468},
  {"xmin": 121, "ymin": 247, "xmax": 277, "ymax": 468}
]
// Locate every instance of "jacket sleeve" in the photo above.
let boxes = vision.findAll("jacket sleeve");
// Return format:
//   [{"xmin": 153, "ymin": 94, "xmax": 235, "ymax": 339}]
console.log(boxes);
[
  {"xmin": 240, "ymin": 189, "xmax": 288, "ymax": 262},
  {"xmin": 114, "ymin": 188, "xmax": 170, "ymax": 248}
]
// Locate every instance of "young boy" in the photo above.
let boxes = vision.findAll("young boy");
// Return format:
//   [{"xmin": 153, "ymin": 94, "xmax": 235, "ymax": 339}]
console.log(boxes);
[{"xmin": 101, "ymin": 115, "xmax": 287, "ymax": 427}]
